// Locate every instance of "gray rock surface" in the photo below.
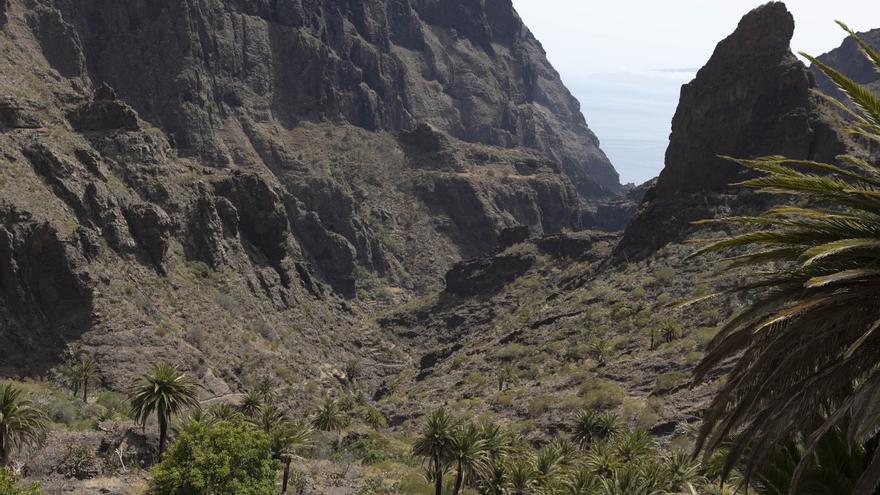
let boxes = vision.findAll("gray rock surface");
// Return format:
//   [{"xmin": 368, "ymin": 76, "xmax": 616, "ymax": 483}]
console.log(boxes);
[{"xmin": 51, "ymin": 0, "xmax": 620, "ymax": 196}]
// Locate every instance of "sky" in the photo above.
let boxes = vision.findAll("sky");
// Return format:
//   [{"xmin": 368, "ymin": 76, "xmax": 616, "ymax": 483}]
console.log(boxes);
[{"xmin": 512, "ymin": 1, "xmax": 880, "ymax": 184}]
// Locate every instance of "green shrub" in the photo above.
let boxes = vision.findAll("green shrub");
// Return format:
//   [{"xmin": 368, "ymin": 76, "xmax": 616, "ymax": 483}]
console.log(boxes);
[
  {"xmin": 495, "ymin": 343, "xmax": 528, "ymax": 361},
  {"xmin": 655, "ymin": 266, "xmax": 676, "ymax": 284},
  {"xmin": 653, "ymin": 372, "xmax": 690, "ymax": 395},
  {"xmin": 96, "ymin": 391, "xmax": 129, "ymax": 419},
  {"xmin": 527, "ymin": 395, "xmax": 552, "ymax": 417},
  {"xmin": 46, "ymin": 397, "xmax": 98, "ymax": 430},
  {"xmin": 347, "ymin": 437, "xmax": 389, "ymax": 465},
  {"xmin": 579, "ymin": 379, "xmax": 626, "ymax": 410},
  {"xmin": 493, "ymin": 390, "xmax": 513, "ymax": 408},
  {"xmin": 0, "ymin": 468, "xmax": 40, "ymax": 495},
  {"xmin": 360, "ymin": 406, "xmax": 387, "ymax": 429},
  {"xmin": 149, "ymin": 418, "xmax": 277, "ymax": 495},
  {"xmin": 184, "ymin": 260, "xmax": 215, "ymax": 282}
]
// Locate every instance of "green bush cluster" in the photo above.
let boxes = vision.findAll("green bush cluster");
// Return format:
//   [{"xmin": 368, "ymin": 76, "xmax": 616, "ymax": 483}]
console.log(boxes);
[{"xmin": 149, "ymin": 418, "xmax": 278, "ymax": 495}]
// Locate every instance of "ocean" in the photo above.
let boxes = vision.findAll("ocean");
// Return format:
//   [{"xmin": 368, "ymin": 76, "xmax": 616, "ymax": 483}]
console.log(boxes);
[{"xmin": 569, "ymin": 71, "xmax": 693, "ymax": 185}]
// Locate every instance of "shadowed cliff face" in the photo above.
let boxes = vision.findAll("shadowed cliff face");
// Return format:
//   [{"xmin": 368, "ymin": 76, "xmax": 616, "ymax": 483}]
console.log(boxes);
[
  {"xmin": 616, "ymin": 2, "xmax": 849, "ymax": 259},
  {"xmin": 50, "ymin": 0, "xmax": 619, "ymax": 197}
]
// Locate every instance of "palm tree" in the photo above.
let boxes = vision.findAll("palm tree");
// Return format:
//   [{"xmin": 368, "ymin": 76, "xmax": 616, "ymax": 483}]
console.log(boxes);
[
  {"xmin": 62, "ymin": 358, "xmax": 99, "ymax": 402},
  {"xmin": 664, "ymin": 452, "xmax": 704, "ymax": 493},
  {"xmin": 508, "ymin": 457, "xmax": 537, "ymax": 495},
  {"xmin": 251, "ymin": 404, "xmax": 286, "ymax": 434},
  {"xmin": 749, "ymin": 424, "xmax": 877, "ymax": 495},
  {"xmin": 0, "ymin": 384, "xmax": 47, "ymax": 466},
  {"xmin": 413, "ymin": 408, "xmax": 457, "ymax": 495},
  {"xmin": 659, "ymin": 318, "xmax": 680, "ymax": 344},
  {"xmin": 572, "ymin": 410, "xmax": 621, "ymax": 449},
  {"xmin": 239, "ymin": 389, "xmax": 263, "ymax": 418},
  {"xmin": 479, "ymin": 423, "xmax": 515, "ymax": 460},
  {"xmin": 206, "ymin": 403, "xmax": 241, "ymax": 422},
  {"xmin": 589, "ymin": 337, "xmax": 613, "ymax": 366},
  {"xmin": 584, "ymin": 441, "xmax": 621, "ymax": 478},
  {"xmin": 311, "ymin": 398, "xmax": 348, "ymax": 449},
  {"xmin": 496, "ymin": 364, "xmax": 516, "ymax": 392},
  {"xmin": 689, "ymin": 23, "xmax": 880, "ymax": 492},
  {"xmin": 450, "ymin": 422, "xmax": 489, "ymax": 495},
  {"xmin": 534, "ymin": 443, "xmax": 565, "ymax": 492},
  {"xmin": 613, "ymin": 429, "xmax": 655, "ymax": 465},
  {"xmin": 129, "ymin": 363, "xmax": 200, "ymax": 455},
  {"xmin": 564, "ymin": 467, "xmax": 599, "ymax": 495},
  {"xmin": 344, "ymin": 359, "xmax": 361, "ymax": 390},
  {"xmin": 478, "ymin": 457, "xmax": 511, "ymax": 495},
  {"xmin": 270, "ymin": 419, "xmax": 313, "ymax": 494},
  {"xmin": 61, "ymin": 361, "xmax": 81, "ymax": 398},
  {"xmin": 254, "ymin": 376, "xmax": 277, "ymax": 403}
]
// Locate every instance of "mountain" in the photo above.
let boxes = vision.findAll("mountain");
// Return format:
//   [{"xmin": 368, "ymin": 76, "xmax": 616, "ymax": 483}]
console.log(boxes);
[
  {"xmin": 0, "ymin": 0, "xmax": 626, "ymax": 389},
  {"xmin": 4, "ymin": 0, "xmax": 879, "ymax": 492},
  {"xmin": 616, "ymin": 2, "xmax": 852, "ymax": 259}
]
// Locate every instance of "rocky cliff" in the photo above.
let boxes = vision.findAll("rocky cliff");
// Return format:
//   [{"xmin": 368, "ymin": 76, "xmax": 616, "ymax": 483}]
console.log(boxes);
[
  {"xmin": 0, "ymin": 0, "xmax": 614, "ymax": 390},
  {"xmin": 49, "ymin": 0, "xmax": 619, "ymax": 197},
  {"xmin": 617, "ymin": 2, "xmax": 850, "ymax": 259}
]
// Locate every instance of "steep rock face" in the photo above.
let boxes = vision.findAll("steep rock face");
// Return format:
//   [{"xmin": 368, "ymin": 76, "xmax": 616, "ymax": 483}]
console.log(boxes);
[
  {"xmin": 444, "ymin": 251, "xmax": 534, "ymax": 297},
  {"xmin": 0, "ymin": 0, "xmax": 595, "ymax": 388},
  {"xmin": 813, "ymin": 28, "xmax": 880, "ymax": 100},
  {"xmin": 51, "ymin": 0, "xmax": 619, "ymax": 197},
  {"xmin": 0, "ymin": 208, "xmax": 94, "ymax": 375},
  {"xmin": 617, "ymin": 2, "xmax": 848, "ymax": 259}
]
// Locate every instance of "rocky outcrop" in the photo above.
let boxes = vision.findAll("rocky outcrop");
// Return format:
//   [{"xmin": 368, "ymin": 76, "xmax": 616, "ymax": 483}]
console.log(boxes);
[
  {"xmin": 51, "ymin": 0, "xmax": 619, "ymax": 196},
  {"xmin": 0, "ymin": 207, "xmax": 94, "ymax": 374},
  {"xmin": 535, "ymin": 230, "xmax": 614, "ymax": 262},
  {"xmin": 28, "ymin": 4, "xmax": 85, "ymax": 78},
  {"xmin": 67, "ymin": 84, "xmax": 139, "ymax": 132},
  {"xmin": 444, "ymin": 251, "xmax": 535, "ymax": 297},
  {"xmin": 617, "ymin": 2, "xmax": 848, "ymax": 259},
  {"xmin": 123, "ymin": 203, "xmax": 173, "ymax": 274},
  {"xmin": 497, "ymin": 225, "xmax": 531, "ymax": 250},
  {"xmin": 0, "ymin": 96, "xmax": 43, "ymax": 130},
  {"xmin": 813, "ymin": 28, "xmax": 880, "ymax": 101},
  {"xmin": 214, "ymin": 172, "xmax": 292, "ymax": 282}
]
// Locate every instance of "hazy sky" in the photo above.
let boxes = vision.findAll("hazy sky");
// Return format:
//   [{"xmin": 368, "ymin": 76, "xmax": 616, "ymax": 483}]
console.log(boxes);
[{"xmin": 512, "ymin": 1, "xmax": 880, "ymax": 184}]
